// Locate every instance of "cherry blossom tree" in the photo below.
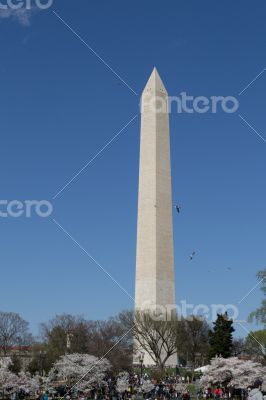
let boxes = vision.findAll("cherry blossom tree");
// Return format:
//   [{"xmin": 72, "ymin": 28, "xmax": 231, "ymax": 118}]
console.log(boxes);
[
  {"xmin": 174, "ymin": 383, "xmax": 187, "ymax": 394},
  {"xmin": 115, "ymin": 371, "xmax": 154, "ymax": 395},
  {"xmin": 48, "ymin": 353, "xmax": 110, "ymax": 390},
  {"xmin": 0, "ymin": 357, "xmax": 11, "ymax": 369},
  {"xmin": 141, "ymin": 380, "xmax": 155, "ymax": 394},
  {"xmin": 16, "ymin": 372, "xmax": 40, "ymax": 392},
  {"xmin": 0, "ymin": 354, "xmax": 40, "ymax": 393},
  {"xmin": 0, "ymin": 368, "xmax": 18, "ymax": 391},
  {"xmin": 200, "ymin": 356, "xmax": 266, "ymax": 388},
  {"xmin": 116, "ymin": 372, "xmax": 129, "ymax": 393},
  {"xmin": 0, "ymin": 355, "xmax": 17, "ymax": 391}
]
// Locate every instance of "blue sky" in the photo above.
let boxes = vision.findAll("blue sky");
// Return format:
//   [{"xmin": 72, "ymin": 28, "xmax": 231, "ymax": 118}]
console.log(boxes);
[{"xmin": 0, "ymin": 0, "xmax": 265, "ymax": 337}]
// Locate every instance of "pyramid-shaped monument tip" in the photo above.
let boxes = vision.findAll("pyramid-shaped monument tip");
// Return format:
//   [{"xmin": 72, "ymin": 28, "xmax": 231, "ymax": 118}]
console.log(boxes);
[{"xmin": 142, "ymin": 67, "xmax": 168, "ymax": 94}]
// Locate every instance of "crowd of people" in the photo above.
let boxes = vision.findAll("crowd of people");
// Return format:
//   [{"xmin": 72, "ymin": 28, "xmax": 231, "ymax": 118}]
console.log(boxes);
[
  {"xmin": 197, "ymin": 380, "xmax": 266, "ymax": 400},
  {"xmin": 31, "ymin": 374, "xmax": 265, "ymax": 400},
  {"xmin": 34, "ymin": 374, "xmax": 192, "ymax": 400}
]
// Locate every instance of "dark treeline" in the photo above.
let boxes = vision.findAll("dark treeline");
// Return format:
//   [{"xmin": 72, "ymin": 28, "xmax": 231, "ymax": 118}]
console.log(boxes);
[
  {"xmin": 0, "ymin": 268, "xmax": 265, "ymax": 375},
  {"xmin": 0, "ymin": 309, "xmax": 265, "ymax": 378}
]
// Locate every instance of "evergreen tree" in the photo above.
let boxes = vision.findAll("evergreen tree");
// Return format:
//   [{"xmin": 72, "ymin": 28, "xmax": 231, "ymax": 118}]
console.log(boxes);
[{"xmin": 209, "ymin": 312, "xmax": 235, "ymax": 358}]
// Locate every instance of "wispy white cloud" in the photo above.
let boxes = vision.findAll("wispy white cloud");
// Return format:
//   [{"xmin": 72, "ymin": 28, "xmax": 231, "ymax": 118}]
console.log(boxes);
[{"xmin": 0, "ymin": 7, "xmax": 35, "ymax": 26}]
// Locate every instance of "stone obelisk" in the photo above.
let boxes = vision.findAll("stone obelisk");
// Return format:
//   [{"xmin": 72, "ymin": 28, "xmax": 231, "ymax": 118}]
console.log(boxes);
[{"xmin": 135, "ymin": 68, "xmax": 176, "ymax": 365}]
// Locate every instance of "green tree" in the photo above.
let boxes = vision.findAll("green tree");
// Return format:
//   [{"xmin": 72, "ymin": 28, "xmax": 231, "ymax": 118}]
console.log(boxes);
[
  {"xmin": 249, "ymin": 268, "xmax": 266, "ymax": 326},
  {"xmin": 245, "ymin": 330, "xmax": 266, "ymax": 365},
  {"xmin": 27, "ymin": 343, "xmax": 50, "ymax": 375},
  {"xmin": 209, "ymin": 313, "xmax": 235, "ymax": 358},
  {"xmin": 8, "ymin": 353, "xmax": 22, "ymax": 374},
  {"xmin": 40, "ymin": 313, "xmax": 132, "ymax": 373},
  {"xmin": 178, "ymin": 316, "xmax": 210, "ymax": 380},
  {"xmin": 40, "ymin": 314, "xmax": 92, "ymax": 368},
  {"xmin": 86, "ymin": 318, "xmax": 132, "ymax": 372}
]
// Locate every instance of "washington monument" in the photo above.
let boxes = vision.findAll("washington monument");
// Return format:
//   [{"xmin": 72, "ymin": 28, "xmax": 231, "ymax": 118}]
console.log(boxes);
[{"xmin": 135, "ymin": 68, "xmax": 176, "ymax": 365}]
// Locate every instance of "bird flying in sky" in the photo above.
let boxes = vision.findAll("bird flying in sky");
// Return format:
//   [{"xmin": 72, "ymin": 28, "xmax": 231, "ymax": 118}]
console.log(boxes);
[{"xmin": 175, "ymin": 204, "xmax": 181, "ymax": 213}]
